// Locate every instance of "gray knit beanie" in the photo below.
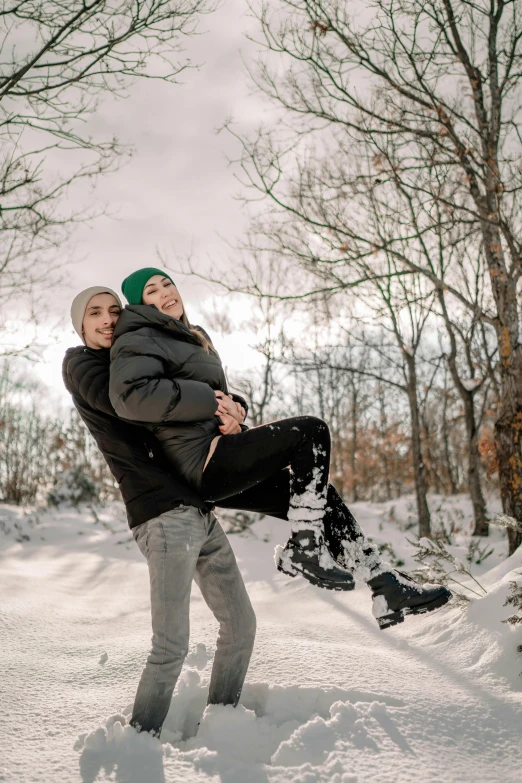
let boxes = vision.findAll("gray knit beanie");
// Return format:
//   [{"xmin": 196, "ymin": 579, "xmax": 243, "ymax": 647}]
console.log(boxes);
[{"xmin": 70, "ymin": 286, "xmax": 123, "ymax": 344}]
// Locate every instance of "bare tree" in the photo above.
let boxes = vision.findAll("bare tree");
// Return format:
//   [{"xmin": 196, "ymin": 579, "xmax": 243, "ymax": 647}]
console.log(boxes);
[
  {"xmin": 0, "ymin": 0, "xmax": 212, "ymax": 353},
  {"xmin": 232, "ymin": 312, "xmax": 282, "ymax": 427},
  {"xmin": 287, "ymin": 332, "xmax": 374, "ymax": 501},
  {"xmin": 283, "ymin": 300, "xmax": 434, "ymax": 538},
  {"xmin": 219, "ymin": 0, "xmax": 522, "ymax": 552},
  {"xmin": 436, "ymin": 280, "xmax": 492, "ymax": 535},
  {"xmin": 392, "ymin": 181, "xmax": 494, "ymax": 532},
  {"xmin": 0, "ymin": 361, "xmax": 114, "ymax": 504},
  {"xmin": 421, "ymin": 366, "xmax": 458, "ymax": 495}
]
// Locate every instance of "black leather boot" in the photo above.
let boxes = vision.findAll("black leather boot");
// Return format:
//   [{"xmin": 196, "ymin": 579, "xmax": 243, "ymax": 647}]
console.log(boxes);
[
  {"xmin": 275, "ymin": 530, "xmax": 355, "ymax": 591},
  {"xmin": 368, "ymin": 570, "xmax": 452, "ymax": 629}
]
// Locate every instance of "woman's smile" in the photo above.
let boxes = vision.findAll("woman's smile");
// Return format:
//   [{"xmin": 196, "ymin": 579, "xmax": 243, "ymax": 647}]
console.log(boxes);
[{"xmin": 162, "ymin": 297, "xmax": 179, "ymax": 312}]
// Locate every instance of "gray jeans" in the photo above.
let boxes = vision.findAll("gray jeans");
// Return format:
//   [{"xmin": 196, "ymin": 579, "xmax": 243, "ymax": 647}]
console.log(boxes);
[{"xmin": 131, "ymin": 506, "xmax": 256, "ymax": 738}]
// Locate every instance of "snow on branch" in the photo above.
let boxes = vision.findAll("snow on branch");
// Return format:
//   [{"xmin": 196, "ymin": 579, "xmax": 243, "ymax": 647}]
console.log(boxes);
[{"xmin": 491, "ymin": 515, "xmax": 522, "ymax": 534}]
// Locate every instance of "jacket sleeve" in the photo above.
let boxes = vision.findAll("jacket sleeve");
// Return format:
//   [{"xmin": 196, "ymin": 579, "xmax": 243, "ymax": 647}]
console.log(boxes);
[
  {"xmin": 109, "ymin": 332, "xmax": 219, "ymax": 423},
  {"xmin": 64, "ymin": 351, "xmax": 116, "ymax": 417}
]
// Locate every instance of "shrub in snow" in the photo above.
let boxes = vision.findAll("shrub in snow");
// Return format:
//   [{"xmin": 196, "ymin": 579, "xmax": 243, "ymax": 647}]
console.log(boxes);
[
  {"xmin": 47, "ymin": 467, "xmax": 98, "ymax": 507},
  {"xmin": 502, "ymin": 578, "xmax": 522, "ymax": 676},
  {"xmin": 408, "ymin": 536, "xmax": 487, "ymax": 604},
  {"xmin": 465, "ymin": 537, "xmax": 494, "ymax": 566},
  {"xmin": 429, "ymin": 502, "xmax": 466, "ymax": 544},
  {"xmin": 502, "ymin": 580, "xmax": 522, "ymax": 627}
]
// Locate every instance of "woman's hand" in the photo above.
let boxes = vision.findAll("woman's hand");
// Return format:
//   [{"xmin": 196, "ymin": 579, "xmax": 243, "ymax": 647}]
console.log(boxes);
[
  {"xmin": 215, "ymin": 391, "xmax": 245, "ymax": 424},
  {"xmin": 218, "ymin": 413, "xmax": 242, "ymax": 435}
]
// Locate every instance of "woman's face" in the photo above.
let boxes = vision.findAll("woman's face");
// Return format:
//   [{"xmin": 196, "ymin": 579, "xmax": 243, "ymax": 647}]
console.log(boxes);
[{"xmin": 142, "ymin": 275, "xmax": 184, "ymax": 320}]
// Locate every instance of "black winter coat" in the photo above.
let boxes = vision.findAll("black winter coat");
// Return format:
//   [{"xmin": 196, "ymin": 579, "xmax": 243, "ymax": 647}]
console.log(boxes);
[
  {"xmin": 109, "ymin": 305, "xmax": 241, "ymax": 491},
  {"xmin": 62, "ymin": 345, "xmax": 212, "ymax": 529}
]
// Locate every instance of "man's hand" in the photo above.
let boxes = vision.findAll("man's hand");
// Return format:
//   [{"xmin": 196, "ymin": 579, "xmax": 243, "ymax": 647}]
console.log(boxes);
[
  {"xmin": 234, "ymin": 401, "xmax": 246, "ymax": 424},
  {"xmin": 218, "ymin": 413, "xmax": 242, "ymax": 435},
  {"xmin": 215, "ymin": 390, "xmax": 245, "ymax": 424}
]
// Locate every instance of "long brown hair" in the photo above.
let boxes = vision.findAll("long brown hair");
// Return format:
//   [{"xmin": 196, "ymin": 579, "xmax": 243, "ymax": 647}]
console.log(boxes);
[{"xmin": 180, "ymin": 310, "xmax": 216, "ymax": 354}]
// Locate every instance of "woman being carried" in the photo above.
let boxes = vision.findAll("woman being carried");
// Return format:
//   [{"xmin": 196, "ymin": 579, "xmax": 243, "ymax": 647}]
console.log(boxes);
[{"xmin": 109, "ymin": 267, "xmax": 451, "ymax": 629}]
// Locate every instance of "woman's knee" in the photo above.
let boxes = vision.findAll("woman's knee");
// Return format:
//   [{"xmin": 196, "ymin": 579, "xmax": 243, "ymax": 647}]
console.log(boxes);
[{"xmin": 296, "ymin": 416, "xmax": 330, "ymax": 442}]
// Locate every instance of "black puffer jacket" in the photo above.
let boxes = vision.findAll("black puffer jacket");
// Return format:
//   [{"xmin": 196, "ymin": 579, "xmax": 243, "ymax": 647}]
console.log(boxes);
[
  {"xmin": 109, "ymin": 305, "xmax": 245, "ymax": 491},
  {"xmin": 63, "ymin": 345, "xmax": 212, "ymax": 529}
]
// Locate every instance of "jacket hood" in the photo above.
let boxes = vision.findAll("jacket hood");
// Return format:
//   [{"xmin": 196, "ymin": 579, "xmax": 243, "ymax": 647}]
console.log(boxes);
[{"xmin": 112, "ymin": 305, "xmax": 199, "ymax": 345}]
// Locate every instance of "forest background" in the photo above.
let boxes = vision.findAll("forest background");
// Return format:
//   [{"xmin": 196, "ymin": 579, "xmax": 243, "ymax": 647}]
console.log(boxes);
[{"xmin": 2, "ymin": 0, "xmax": 522, "ymax": 556}]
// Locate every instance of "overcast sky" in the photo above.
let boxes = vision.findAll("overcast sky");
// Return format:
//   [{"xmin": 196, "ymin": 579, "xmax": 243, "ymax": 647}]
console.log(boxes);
[{"xmin": 11, "ymin": 0, "xmax": 270, "ymax": 408}]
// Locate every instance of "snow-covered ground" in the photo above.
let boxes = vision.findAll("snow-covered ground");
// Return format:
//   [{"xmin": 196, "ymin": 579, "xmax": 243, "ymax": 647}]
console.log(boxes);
[{"xmin": 1, "ymin": 494, "xmax": 521, "ymax": 783}]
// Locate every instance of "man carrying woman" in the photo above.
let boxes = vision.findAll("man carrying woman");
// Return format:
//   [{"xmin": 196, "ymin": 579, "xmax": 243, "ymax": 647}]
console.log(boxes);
[{"xmin": 63, "ymin": 272, "xmax": 450, "ymax": 740}]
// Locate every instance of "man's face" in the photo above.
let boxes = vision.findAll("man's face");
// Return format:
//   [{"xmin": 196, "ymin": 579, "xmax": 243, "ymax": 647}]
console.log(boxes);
[{"xmin": 82, "ymin": 293, "xmax": 121, "ymax": 349}]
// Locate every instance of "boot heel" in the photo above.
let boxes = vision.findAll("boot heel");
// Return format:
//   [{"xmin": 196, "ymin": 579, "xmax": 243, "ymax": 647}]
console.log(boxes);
[
  {"xmin": 377, "ymin": 610, "xmax": 404, "ymax": 630},
  {"xmin": 275, "ymin": 541, "xmax": 355, "ymax": 590}
]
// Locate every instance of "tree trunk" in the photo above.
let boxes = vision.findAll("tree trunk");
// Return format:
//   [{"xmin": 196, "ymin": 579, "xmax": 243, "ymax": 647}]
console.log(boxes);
[
  {"xmin": 495, "ymin": 345, "xmax": 522, "ymax": 554},
  {"xmin": 350, "ymin": 383, "xmax": 358, "ymax": 503},
  {"xmin": 422, "ymin": 411, "xmax": 441, "ymax": 494},
  {"xmin": 438, "ymin": 291, "xmax": 489, "ymax": 536},
  {"xmin": 441, "ymin": 389, "xmax": 458, "ymax": 495},
  {"xmin": 462, "ymin": 394, "xmax": 489, "ymax": 536},
  {"xmin": 378, "ymin": 387, "xmax": 392, "ymax": 501},
  {"xmin": 405, "ymin": 352, "xmax": 431, "ymax": 538},
  {"xmin": 449, "ymin": 375, "xmax": 489, "ymax": 537},
  {"xmin": 481, "ymin": 218, "xmax": 522, "ymax": 554}
]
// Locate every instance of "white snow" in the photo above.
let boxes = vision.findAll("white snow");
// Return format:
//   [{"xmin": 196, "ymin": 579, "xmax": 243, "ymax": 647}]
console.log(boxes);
[
  {"xmin": 1, "ymin": 495, "xmax": 521, "ymax": 783},
  {"xmin": 371, "ymin": 595, "xmax": 389, "ymax": 619},
  {"xmin": 340, "ymin": 534, "xmax": 387, "ymax": 582},
  {"xmin": 461, "ymin": 378, "xmax": 482, "ymax": 391}
]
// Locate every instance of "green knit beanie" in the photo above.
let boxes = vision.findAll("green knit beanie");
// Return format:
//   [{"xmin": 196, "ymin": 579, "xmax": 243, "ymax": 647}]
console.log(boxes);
[{"xmin": 121, "ymin": 267, "xmax": 176, "ymax": 305}]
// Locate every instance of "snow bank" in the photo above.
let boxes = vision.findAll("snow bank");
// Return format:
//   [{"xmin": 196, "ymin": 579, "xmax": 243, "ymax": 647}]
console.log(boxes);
[
  {"xmin": 410, "ymin": 545, "xmax": 522, "ymax": 692},
  {"xmin": 2, "ymin": 495, "xmax": 522, "ymax": 783},
  {"xmin": 75, "ymin": 671, "xmax": 403, "ymax": 783},
  {"xmin": 74, "ymin": 532, "xmax": 522, "ymax": 783}
]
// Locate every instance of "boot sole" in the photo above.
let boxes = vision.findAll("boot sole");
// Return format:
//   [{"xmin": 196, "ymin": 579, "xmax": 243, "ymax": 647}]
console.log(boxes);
[
  {"xmin": 377, "ymin": 589, "xmax": 452, "ymax": 630},
  {"xmin": 278, "ymin": 562, "xmax": 355, "ymax": 592}
]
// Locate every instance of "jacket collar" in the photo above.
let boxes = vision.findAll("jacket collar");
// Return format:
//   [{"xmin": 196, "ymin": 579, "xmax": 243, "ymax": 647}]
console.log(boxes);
[
  {"xmin": 112, "ymin": 304, "xmax": 200, "ymax": 345},
  {"xmin": 64, "ymin": 345, "xmax": 110, "ymax": 363}
]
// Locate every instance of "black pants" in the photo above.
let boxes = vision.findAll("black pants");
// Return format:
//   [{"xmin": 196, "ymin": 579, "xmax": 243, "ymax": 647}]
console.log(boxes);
[{"xmin": 201, "ymin": 416, "xmax": 375, "ymax": 567}]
